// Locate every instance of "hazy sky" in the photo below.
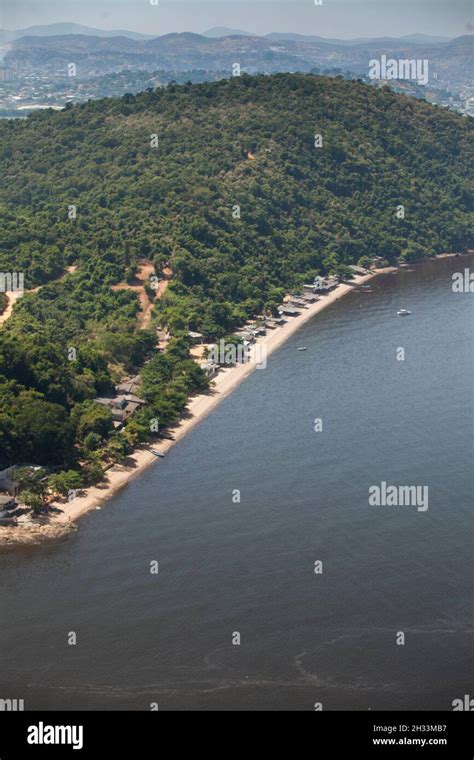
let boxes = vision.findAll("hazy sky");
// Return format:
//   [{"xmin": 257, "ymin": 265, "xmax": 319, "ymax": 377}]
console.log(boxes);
[{"xmin": 1, "ymin": 0, "xmax": 472, "ymax": 39}]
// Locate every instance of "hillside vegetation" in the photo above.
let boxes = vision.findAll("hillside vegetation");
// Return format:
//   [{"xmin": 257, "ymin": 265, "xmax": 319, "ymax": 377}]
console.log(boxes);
[{"xmin": 0, "ymin": 73, "xmax": 472, "ymax": 471}]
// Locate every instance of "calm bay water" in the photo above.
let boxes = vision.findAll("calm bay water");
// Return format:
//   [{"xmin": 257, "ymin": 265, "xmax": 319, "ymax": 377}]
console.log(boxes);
[{"xmin": 1, "ymin": 256, "xmax": 473, "ymax": 711}]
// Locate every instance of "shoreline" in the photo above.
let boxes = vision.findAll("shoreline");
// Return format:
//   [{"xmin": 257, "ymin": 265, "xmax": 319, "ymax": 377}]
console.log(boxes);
[
  {"xmin": 0, "ymin": 254, "xmax": 467, "ymax": 547},
  {"xmin": 55, "ymin": 270, "xmax": 386, "ymax": 520}
]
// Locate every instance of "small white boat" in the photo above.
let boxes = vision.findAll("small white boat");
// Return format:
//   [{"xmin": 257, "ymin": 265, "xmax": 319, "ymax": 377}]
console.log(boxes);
[
  {"xmin": 397, "ymin": 309, "xmax": 411, "ymax": 316},
  {"xmin": 297, "ymin": 346, "xmax": 307, "ymax": 351},
  {"xmin": 150, "ymin": 449, "xmax": 165, "ymax": 458}
]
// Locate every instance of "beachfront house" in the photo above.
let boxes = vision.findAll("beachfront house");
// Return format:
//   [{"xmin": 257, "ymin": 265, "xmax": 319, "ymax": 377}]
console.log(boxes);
[
  {"xmin": 312, "ymin": 275, "xmax": 339, "ymax": 292},
  {"xmin": 234, "ymin": 330, "xmax": 256, "ymax": 343},
  {"xmin": 278, "ymin": 305, "xmax": 300, "ymax": 317},
  {"xmin": 95, "ymin": 393, "xmax": 147, "ymax": 429},
  {"xmin": 289, "ymin": 298, "xmax": 309, "ymax": 308},
  {"xmin": 248, "ymin": 325, "xmax": 266, "ymax": 336},
  {"xmin": 348, "ymin": 265, "xmax": 369, "ymax": 276},
  {"xmin": 0, "ymin": 464, "xmax": 46, "ymax": 496}
]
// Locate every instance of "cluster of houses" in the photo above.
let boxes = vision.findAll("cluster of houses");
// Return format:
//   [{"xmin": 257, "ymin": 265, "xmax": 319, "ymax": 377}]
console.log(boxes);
[
  {"xmin": 189, "ymin": 323, "xmax": 269, "ymax": 376},
  {"xmin": 276, "ymin": 274, "xmax": 341, "ymax": 318},
  {"xmin": 187, "ymin": 270, "xmax": 366, "ymax": 375},
  {"xmin": 95, "ymin": 376, "xmax": 147, "ymax": 429},
  {"xmin": 275, "ymin": 264, "xmax": 375, "ymax": 319},
  {"xmin": 0, "ymin": 378, "xmax": 150, "ymax": 523},
  {"xmin": 0, "ymin": 377, "xmax": 150, "ymax": 524},
  {"xmin": 92, "ymin": 263, "xmax": 376, "ymax": 414}
]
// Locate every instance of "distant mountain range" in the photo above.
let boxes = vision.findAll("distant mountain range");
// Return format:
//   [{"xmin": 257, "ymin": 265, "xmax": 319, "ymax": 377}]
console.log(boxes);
[
  {"xmin": 0, "ymin": 22, "xmax": 453, "ymax": 45},
  {"xmin": 0, "ymin": 22, "xmax": 155, "ymax": 43},
  {"xmin": 1, "ymin": 25, "xmax": 471, "ymax": 92}
]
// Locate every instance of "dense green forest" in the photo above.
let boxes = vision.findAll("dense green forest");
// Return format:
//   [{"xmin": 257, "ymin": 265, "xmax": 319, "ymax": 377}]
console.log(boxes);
[{"xmin": 0, "ymin": 73, "xmax": 472, "ymax": 476}]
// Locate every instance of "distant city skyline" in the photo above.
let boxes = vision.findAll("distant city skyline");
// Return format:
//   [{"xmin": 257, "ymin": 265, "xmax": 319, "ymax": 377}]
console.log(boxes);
[{"xmin": 1, "ymin": 0, "xmax": 472, "ymax": 39}]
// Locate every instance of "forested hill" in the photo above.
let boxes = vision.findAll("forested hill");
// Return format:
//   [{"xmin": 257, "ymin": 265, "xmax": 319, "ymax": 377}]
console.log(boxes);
[
  {"xmin": 0, "ymin": 74, "xmax": 472, "ymax": 470},
  {"xmin": 1, "ymin": 74, "xmax": 472, "ymax": 320}
]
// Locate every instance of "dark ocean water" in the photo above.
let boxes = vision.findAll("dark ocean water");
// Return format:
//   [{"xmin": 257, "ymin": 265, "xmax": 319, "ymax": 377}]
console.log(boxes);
[{"xmin": 1, "ymin": 255, "xmax": 472, "ymax": 711}]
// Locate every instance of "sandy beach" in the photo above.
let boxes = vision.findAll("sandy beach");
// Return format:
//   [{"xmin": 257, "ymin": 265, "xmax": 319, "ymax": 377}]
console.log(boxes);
[{"xmin": 0, "ymin": 265, "xmax": 398, "ymax": 546}]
